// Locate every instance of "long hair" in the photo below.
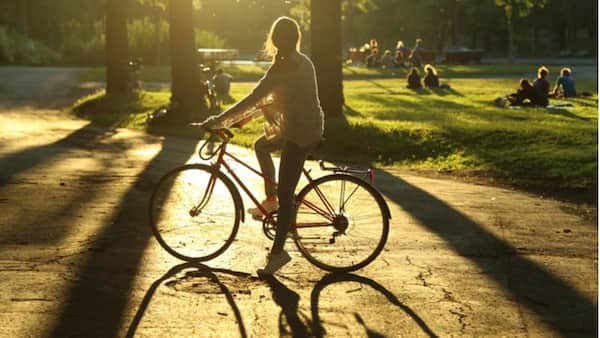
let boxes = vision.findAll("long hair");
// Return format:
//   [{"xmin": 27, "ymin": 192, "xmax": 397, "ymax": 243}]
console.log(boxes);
[
  {"xmin": 424, "ymin": 64, "xmax": 437, "ymax": 76},
  {"xmin": 560, "ymin": 67, "xmax": 571, "ymax": 76},
  {"xmin": 264, "ymin": 16, "xmax": 301, "ymax": 61}
]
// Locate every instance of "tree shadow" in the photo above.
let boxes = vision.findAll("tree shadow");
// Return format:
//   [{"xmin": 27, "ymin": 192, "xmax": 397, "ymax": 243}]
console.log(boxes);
[
  {"xmin": 373, "ymin": 169, "xmax": 597, "ymax": 336},
  {"xmin": 546, "ymin": 108, "xmax": 592, "ymax": 121},
  {"xmin": 0, "ymin": 123, "xmax": 136, "ymax": 248},
  {"xmin": 48, "ymin": 134, "xmax": 200, "ymax": 337},
  {"xmin": 310, "ymin": 273, "xmax": 438, "ymax": 338},
  {"xmin": 320, "ymin": 102, "xmax": 596, "ymax": 203},
  {"xmin": 0, "ymin": 122, "xmax": 112, "ymax": 189},
  {"xmin": 126, "ymin": 262, "xmax": 251, "ymax": 338},
  {"xmin": 430, "ymin": 87, "xmax": 464, "ymax": 97}
]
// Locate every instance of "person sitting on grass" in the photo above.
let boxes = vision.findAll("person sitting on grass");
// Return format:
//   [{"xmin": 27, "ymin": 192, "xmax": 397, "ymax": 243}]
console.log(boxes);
[
  {"xmin": 552, "ymin": 67, "xmax": 577, "ymax": 98},
  {"xmin": 365, "ymin": 48, "xmax": 381, "ymax": 68},
  {"xmin": 532, "ymin": 66, "xmax": 550, "ymax": 106},
  {"xmin": 507, "ymin": 79, "xmax": 546, "ymax": 107},
  {"xmin": 406, "ymin": 67, "xmax": 422, "ymax": 89},
  {"xmin": 380, "ymin": 50, "xmax": 394, "ymax": 69},
  {"xmin": 423, "ymin": 64, "xmax": 439, "ymax": 88}
]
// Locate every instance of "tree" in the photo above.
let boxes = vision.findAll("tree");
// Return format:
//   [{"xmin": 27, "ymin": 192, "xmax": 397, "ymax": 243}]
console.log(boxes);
[
  {"xmin": 168, "ymin": 0, "xmax": 206, "ymax": 122},
  {"xmin": 105, "ymin": 0, "xmax": 130, "ymax": 96},
  {"xmin": 495, "ymin": 0, "xmax": 545, "ymax": 62},
  {"xmin": 135, "ymin": 0, "xmax": 167, "ymax": 65},
  {"xmin": 311, "ymin": 0, "xmax": 344, "ymax": 118}
]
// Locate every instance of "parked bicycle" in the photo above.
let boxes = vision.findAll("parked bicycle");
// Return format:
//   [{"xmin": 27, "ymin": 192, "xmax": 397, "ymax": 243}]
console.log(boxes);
[
  {"xmin": 127, "ymin": 57, "xmax": 143, "ymax": 92},
  {"xmin": 149, "ymin": 127, "xmax": 391, "ymax": 272}
]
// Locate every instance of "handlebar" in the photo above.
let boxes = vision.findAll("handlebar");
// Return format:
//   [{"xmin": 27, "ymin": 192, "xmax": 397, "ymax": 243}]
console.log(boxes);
[{"xmin": 189, "ymin": 123, "xmax": 234, "ymax": 140}]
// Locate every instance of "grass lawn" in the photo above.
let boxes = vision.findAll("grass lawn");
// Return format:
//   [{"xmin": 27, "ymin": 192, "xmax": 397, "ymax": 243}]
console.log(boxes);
[{"xmin": 72, "ymin": 75, "xmax": 598, "ymax": 198}]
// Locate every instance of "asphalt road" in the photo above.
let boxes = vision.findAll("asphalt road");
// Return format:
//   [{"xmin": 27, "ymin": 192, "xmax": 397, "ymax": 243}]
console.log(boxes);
[{"xmin": 0, "ymin": 67, "xmax": 596, "ymax": 337}]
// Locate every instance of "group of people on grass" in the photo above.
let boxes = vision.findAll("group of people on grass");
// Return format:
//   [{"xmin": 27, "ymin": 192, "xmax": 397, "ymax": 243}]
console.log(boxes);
[
  {"xmin": 405, "ymin": 64, "xmax": 449, "ymax": 89},
  {"xmin": 364, "ymin": 38, "xmax": 425, "ymax": 69},
  {"xmin": 506, "ymin": 66, "xmax": 577, "ymax": 107}
]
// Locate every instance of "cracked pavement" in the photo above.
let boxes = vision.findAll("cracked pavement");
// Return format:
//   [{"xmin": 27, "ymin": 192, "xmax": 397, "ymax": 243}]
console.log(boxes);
[{"xmin": 0, "ymin": 67, "xmax": 597, "ymax": 337}]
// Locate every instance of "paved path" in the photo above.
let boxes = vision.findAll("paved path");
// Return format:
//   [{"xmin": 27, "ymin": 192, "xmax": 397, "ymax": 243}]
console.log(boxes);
[{"xmin": 0, "ymin": 67, "xmax": 596, "ymax": 337}]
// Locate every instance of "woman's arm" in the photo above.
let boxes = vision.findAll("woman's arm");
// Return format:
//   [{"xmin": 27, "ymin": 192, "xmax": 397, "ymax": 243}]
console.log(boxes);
[{"xmin": 204, "ymin": 63, "xmax": 284, "ymax": 128}]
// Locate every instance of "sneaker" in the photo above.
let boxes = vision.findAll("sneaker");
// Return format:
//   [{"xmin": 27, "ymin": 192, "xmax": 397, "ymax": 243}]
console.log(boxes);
[
  {"xmin": 257, "ymin": 250, "xmax": 291, "ymax": 275},
  {"xmin": 248, "ymin": 199, "xmax": 279, "ymax": 220}
]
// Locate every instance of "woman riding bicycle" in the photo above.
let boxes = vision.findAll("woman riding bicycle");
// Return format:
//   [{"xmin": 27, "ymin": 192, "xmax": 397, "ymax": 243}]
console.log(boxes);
[{"xmin": 200, "ymin": 16, "xmax": 324, "ymax": 275}]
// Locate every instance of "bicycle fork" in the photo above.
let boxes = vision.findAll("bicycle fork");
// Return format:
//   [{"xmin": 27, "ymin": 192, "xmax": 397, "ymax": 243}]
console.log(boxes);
[{"xmin": 189, "ymin": 171, "xmax": 218, "ymax": 217}]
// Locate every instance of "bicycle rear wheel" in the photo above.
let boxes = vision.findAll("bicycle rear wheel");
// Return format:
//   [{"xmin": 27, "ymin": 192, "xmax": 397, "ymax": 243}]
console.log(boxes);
[
  {"xmin": 294, "ymin": 174, "xmax": 389, "ymax": 272},
  {"xmin": 149, "ymin": 164, "xmax": 241, "ymax": 261}
]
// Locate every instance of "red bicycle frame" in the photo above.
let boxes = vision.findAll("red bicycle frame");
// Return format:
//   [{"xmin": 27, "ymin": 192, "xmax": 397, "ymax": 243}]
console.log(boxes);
[{"xmin": 211, "ymin": 143, "xmax": 335, "ymax": 229}]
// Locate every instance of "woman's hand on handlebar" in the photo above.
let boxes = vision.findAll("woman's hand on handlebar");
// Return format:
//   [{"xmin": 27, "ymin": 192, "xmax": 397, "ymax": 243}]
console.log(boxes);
[{"xmin": 190, "ymin": 116, "xmax": 218, "ymax": 130}]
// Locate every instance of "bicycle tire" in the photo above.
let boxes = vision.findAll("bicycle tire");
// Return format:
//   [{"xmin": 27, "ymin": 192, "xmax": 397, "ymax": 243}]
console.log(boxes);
[
  {"xmin": 149, "ymin": 164, "xmax": 242, "ymax": 261},
  {"xmin": 294, "ymin": 174, "xmax": 390, "ymax": 272}
]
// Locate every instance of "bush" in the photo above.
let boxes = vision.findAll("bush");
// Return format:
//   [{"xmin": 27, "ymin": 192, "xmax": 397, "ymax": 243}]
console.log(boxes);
[{"xmin": 0, "ymin": 26, "xmax": 61, "ymax": 65}]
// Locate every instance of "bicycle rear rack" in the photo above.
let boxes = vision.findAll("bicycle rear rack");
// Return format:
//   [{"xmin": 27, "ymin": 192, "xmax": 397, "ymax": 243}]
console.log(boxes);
[{"xmin": 318, "ymin": 160, "xmax": 375, "ymax": 185}]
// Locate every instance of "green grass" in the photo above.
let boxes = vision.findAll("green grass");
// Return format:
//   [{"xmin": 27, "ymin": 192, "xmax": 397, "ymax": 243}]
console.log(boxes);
[
  {"xmin": 81, "ymin": 63, "xmax": 559, "ymax": 83},
  {"xmin": 71, "ymin": 76, "xmax": 598, "ymax": 194}
]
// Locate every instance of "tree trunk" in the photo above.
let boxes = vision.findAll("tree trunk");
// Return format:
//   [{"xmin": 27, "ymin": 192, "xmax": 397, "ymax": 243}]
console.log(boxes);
[
  {"xmin": 105, "ymin": 0, "xmax": 129, "ymax": 96},
  {"xmin": 16, "ymin": 0, "xmax": 29, "ymax": 36},
  {"xmin": 310, "ymin": 0, "xmax": 344, "ymax": 118},
  {"xmin": 154, "ymin": 10, "xmax": 161, "ymax": 65},
  {"xmin": 507, "ymin": 18, "xmax": 514, "ymax": 63},
  {"xmin": 169, "ymin": 0, "xmax": 205, "ymax": 122}
]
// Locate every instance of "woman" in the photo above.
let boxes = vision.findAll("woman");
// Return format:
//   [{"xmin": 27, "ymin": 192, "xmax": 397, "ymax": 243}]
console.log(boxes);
[
  {"xmin": 532, "ymin": 66, "xmax": 550, "ymax": 106},
  {"xmin": 406, "ymin": 67, "xmax": 422, "ymax": 89},
  {"xmin": 201, "ymin": 17, "xmax": 324, "ymax": 275},
  {"xmin": 507, "ymin": 79, "xmax": 546, "ymax": 107},
  {"xmin": 423, "ymin": 64, "xmax": 439, "ymax": 88}
]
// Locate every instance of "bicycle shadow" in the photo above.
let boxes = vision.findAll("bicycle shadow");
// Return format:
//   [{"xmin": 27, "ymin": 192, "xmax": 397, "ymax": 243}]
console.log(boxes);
[
  {"xmin": 126, "ymin": 262, "xmax": 253, "ymax": 338},
  {"xmin": 310, "ymin": 273, "xmax": 437, "ymax": 338}
]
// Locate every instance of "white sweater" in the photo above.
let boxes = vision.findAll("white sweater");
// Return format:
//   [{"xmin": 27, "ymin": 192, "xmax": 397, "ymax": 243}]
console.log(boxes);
[{"xmin": 213, "ymin": 51, "xmax": 324, "ymax": 148}]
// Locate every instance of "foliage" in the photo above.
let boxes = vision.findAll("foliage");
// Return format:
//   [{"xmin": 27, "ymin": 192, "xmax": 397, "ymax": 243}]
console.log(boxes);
[
  {"xmin": 495, "ymin": 0, "xmax": 546, "ymax": 22},
  {"xmin": 0, "ymin": 26, "xmax": 60, "ymax": 64},
  {"xmin": 0, "ymin": 0, "xmax": 596, "ymax": 65},
  {"xmin": 195, "ymin": 29, "xmax": 226, "ymax": 49}
]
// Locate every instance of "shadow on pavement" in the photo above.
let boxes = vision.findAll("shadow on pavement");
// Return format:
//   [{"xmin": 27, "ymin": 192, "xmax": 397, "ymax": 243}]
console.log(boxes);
[
  {"xmin": 310, "ymin": 273, "xmax": 437, "ymax": 338},
  {"xmin": 262, "ymin": 275, "xmax": 312, "ymax": 338},
  {"xmin": 48, "ymin": 135, "xmax": 199, "ymax": 337},
  {"xmin": 126, "ymin": 262, "xmax": 251, "ymax": 338},
  {"xmin": 375, "ymin": 169, "xmax": 597, "ymax": 336},
  {"xmin": 0, "ymin": 123, "xmax": 131, "ymax": 247},
  {"xmin": 0, "ymin": 122, "xmax": 113, "ymax": 189}
]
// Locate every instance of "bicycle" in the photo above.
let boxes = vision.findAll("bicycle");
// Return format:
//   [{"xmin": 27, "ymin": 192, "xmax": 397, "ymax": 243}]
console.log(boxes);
[{"xmin": 149, "ymin": 127, "xmax": 391, "ymax": 272}]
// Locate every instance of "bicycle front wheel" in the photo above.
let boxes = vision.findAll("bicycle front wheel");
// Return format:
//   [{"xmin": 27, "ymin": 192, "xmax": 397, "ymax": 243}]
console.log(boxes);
[
  {"xmin": 149, "ymin": 164, "xmax": 241, "ymax": 261},
  {"xmin": 294, "ymin": 174, "xmax": 389, "ymax": 272}
]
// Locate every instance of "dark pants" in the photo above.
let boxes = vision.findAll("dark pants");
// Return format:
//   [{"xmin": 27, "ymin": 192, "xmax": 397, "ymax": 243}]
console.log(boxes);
[
  {"xmin": 254, "ymin": 135, "xmax": 282, "ymax": 199},
  {"xmin": 272, "ymin": 141, "xmax": 313, "ymax": 254}
]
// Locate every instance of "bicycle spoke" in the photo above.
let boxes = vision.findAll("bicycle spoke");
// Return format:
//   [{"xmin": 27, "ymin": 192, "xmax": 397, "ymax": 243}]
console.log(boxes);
[
  {"xmin": 150, "ymin": 165, "xmax": 240, "ymax": 261},
  {"xmin": 295, "ymin": 174, "xmax": 389, "ymax": 272},
  {"xmin": 340, "ymin": 181, "xmax": 362, "ymax": 212},
  {"xmin": 339, "ymin": 178, "xmax": 346, "ymax": 211}
]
